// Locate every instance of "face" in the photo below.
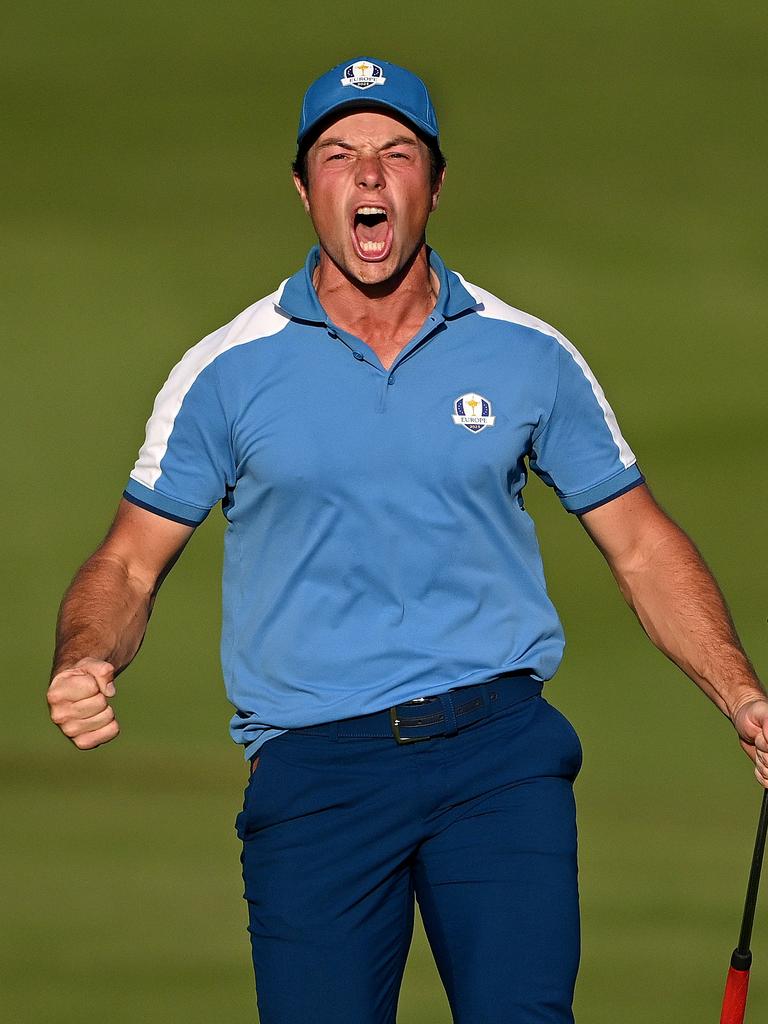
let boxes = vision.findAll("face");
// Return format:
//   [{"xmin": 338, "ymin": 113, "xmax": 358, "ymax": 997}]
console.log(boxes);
[{"xmin": 293, "ymin": 110, "xmax": 444, "ymax": 287}]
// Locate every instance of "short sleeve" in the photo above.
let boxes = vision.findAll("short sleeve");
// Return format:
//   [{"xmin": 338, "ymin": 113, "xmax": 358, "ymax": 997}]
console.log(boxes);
[
  {"xmin": 530, "ymin": 338, "xmax": 644, "ymax": 514},
  {"xmin": 124, "ymin": 356, "xmax": 233, "ymax": 526}
]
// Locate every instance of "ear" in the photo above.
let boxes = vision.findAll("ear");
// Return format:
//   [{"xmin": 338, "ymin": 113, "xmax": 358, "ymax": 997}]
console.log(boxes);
[
  {"xmin": 430, "ymin": 166, "xmax": 446, "ymax": 213},
  {"xmin": 293, "ymin": 172, "xmax": 311, "ymax": 215}
]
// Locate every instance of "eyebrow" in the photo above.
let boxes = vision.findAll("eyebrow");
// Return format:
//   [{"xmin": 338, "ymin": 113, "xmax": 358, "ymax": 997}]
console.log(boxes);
[
  {"xmin": 315, "ymin": 135, "xmax": 419, "ymax": 152},
  {"xmin": 381, "ymin": 136, "xmax": 419, "ymax": 149}
]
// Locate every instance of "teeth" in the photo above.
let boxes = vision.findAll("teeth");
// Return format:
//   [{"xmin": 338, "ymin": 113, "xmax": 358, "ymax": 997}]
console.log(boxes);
[
  {"xmin": 360, "ymin": 240, "xmax": 386, "ymax": 252},
  {"xmin": 357, "ymin": 207, "xmax": 387, "ymax": 216}
]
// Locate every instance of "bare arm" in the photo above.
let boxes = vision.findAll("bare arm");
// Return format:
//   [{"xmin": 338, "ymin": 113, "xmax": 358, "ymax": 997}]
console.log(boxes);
[
  {"xmin": 580, "ymin": 483, "xmax": 768, "ymax": 785},
  {"xmin": 47, "ymin": 499, "xmax": 194, "ymax": 749}
]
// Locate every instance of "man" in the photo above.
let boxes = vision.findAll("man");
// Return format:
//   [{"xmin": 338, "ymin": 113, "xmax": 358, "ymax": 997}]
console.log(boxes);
[{"xmin": 48, "ymin": 57, "xmax": 768, "ymax": 1023}]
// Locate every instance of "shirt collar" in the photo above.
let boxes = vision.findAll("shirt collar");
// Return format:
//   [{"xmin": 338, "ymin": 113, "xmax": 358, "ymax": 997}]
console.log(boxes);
[{"xmin": 276, "ymin": 245, "xmax": 478, "ymax": 323}]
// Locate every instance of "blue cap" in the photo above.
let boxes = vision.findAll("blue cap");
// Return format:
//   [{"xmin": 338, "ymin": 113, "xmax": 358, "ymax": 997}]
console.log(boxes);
[{"xmin": 297, "ymin": 58, "xmax": 439, "ymax": 147}]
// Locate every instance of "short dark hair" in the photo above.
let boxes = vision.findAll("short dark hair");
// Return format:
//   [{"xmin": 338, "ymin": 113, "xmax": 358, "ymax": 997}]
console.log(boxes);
[{"xmin": 292, "ymin": 131, "xmax": 446, "ymax": 192}]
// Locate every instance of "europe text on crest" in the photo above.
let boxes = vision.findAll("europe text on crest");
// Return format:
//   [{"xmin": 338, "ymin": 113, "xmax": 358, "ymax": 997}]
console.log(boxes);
[
  {"xmin": 340, "ymin": 61, "xmax": 387, "ymax": 90},
  {"xmin": 452, "ymin": 393, "xmax": 496, "ymax": 433}
]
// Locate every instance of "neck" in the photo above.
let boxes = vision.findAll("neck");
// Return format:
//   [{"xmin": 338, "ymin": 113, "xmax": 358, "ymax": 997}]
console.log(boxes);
[{"xmin": 312, "ymin": 243, "xmax": 438, "ymax": 341}]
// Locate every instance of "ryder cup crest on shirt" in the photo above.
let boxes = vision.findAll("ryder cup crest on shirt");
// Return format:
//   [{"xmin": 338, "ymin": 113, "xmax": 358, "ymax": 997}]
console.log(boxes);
[
  {"xmin": 340, "ymin": 60, "xmax": 386, "ymax": 90},
  {"xmin": 452, "ymin": 393, "xmax": 496, "ymax": 433}
]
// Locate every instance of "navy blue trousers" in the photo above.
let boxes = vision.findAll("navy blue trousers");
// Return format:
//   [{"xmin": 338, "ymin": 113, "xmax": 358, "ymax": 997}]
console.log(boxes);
[{"xmin": 236, "ymin": 683, "xmax": 582, "ymax": 1023}]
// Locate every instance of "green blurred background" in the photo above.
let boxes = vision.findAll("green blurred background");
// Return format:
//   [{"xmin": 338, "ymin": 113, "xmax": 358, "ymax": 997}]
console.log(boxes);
[{"xmin": 3, "ymin": 1, "xmax": 766, "ymax": 1020}]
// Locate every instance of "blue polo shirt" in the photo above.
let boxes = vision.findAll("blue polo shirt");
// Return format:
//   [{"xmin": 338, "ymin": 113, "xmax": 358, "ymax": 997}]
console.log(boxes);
[{"xmin": 125, "ymin": 246, "xmax": 643, "ymax": 758}]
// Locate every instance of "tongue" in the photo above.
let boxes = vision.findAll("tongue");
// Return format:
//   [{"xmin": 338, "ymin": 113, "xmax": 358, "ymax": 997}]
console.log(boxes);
[{"xmin": 355, "ymin": 219, "xmax": 388, "ymax": 244}]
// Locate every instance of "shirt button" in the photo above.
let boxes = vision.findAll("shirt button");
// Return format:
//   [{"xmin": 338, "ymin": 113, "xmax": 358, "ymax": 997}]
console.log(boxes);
[
  {"xmin": 387, "ymin": 375, "xmax": 395, "ymax": 385},
  {"xmin": 353, "ymin": 351, "xmax": 364, "ymax": 361}
]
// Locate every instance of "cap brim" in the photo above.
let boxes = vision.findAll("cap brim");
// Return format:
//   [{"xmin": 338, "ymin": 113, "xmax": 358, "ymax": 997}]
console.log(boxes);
[{"xmin": 298, "ymin": 97, "xmax": 438, "ymax": 147}]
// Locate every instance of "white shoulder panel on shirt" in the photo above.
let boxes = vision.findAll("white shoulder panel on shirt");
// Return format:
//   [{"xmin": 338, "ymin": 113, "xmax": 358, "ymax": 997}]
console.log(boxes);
[
  {"xmin": 457, "ymin": 273, "xmax": 636, "ymax": 468},
  {"xmin": 131, "ymin": 282, "xmax": 290, "ymax": 489}
]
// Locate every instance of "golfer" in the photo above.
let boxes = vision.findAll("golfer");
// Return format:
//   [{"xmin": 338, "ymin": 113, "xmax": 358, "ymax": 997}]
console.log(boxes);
[{"xmin": 47, "ymin": 57, "xmax": 768, "ymax": 1023}]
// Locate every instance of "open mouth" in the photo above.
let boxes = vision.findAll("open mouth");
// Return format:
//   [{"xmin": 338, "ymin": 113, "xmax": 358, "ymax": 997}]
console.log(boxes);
[{"xmin": 351, "ymin": 206, "xmax": 393, "ymax": 261}]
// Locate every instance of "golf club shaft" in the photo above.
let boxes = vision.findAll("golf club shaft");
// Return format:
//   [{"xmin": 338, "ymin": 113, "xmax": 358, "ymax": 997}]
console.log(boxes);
[
  {"xmin": 720, "ymin": 787, "xmax": 768, "ymax": 1024},
  {"xmin": 735, "ymin": 788, "xmax": 768, "ymax": 959}
]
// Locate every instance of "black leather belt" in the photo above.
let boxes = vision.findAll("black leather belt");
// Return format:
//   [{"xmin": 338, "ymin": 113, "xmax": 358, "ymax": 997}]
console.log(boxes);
[{"xmin": 289, "ymin": 673, "xmax": 542, "ymax": 744}]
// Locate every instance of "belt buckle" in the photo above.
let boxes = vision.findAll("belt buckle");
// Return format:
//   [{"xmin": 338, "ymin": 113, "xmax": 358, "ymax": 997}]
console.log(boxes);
[{"xmin": 389, "ymin": 705, "xmax": 431, "ymax": 745}]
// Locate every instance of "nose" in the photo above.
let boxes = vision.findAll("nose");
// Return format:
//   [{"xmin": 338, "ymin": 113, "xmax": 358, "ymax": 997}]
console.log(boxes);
[{"xmin": 356, "ymin": 154, "xmax": 384, "ymax": 190}]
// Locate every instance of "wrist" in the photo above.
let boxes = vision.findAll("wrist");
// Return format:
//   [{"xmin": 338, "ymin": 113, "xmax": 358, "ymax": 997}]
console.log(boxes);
[
  {"xmin": 729, "ymin": 689, "xmax": 768, "ymax": 724},
  {"xmin": 50, "ymin": 655, "xmax": 116, "ymax": 683}
]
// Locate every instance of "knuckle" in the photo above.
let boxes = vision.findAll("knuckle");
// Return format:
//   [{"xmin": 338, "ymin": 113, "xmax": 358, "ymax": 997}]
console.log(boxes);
[
  {"xmin": 83, "ymin": 659, "xmax": 113, "ymax": 680},
  {"xmin": 72, "ymin": 721, "xmax": 119, "ymax": 750}
]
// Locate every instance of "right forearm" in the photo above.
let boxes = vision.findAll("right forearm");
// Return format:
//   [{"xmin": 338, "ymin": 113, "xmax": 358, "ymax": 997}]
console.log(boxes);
[{"xmin": 52, "ymin": 551, "xmax": 156, "ymax": 678}]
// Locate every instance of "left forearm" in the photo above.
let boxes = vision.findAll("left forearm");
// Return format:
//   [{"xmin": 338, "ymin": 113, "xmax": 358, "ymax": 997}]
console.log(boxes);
[
  {"xmin": 581, "ymin": 484, "xmax": 768, "ymax": 783},
  {"xmin": 610, "ymin": 522, "xmax": 763, "ymax": 718}
]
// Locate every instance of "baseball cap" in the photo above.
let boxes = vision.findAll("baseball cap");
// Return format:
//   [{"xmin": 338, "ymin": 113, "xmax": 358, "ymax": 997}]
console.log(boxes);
[{"xmin": 297, "ymin": 57, "xmax": 439, "ymax": 147}]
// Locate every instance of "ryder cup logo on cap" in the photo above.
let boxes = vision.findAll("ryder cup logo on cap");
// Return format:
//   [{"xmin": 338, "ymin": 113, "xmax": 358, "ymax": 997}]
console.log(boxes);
[
  {"xmin": 341, "ymin": 60, "xmax": 386, "ymax": 90},
  {"xmin": 297, "ymin": 57, "xmax": 439, "ymax": 146},
  {"xmin": 452, "ymin": 393, "xmax": 496, "ymax": 433}
]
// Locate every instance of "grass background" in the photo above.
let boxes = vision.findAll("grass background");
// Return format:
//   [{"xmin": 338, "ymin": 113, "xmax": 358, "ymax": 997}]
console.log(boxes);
[{"xmin": 2, "ymin": 1, "xmax": 767, "ymax": 1020}]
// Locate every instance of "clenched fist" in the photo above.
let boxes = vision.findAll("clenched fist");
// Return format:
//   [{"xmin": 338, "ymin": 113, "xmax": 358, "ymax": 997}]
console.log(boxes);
[
  {"xmin": 733, "ymin": 697, "xmax": 768, "ymax": 789},
  {"xmin": 47, "ymin": 658, "xmax": 119, "ymax": 750}
]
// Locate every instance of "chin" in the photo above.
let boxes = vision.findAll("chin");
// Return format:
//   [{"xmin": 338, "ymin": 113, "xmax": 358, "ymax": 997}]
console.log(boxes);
[
  {"xmin": 347, "ymin": 247, "xmax": 409, "ymax": 287},
  {"xmin": 354, "ymin": 262, "xmax": 397, "ymax": 285}
]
